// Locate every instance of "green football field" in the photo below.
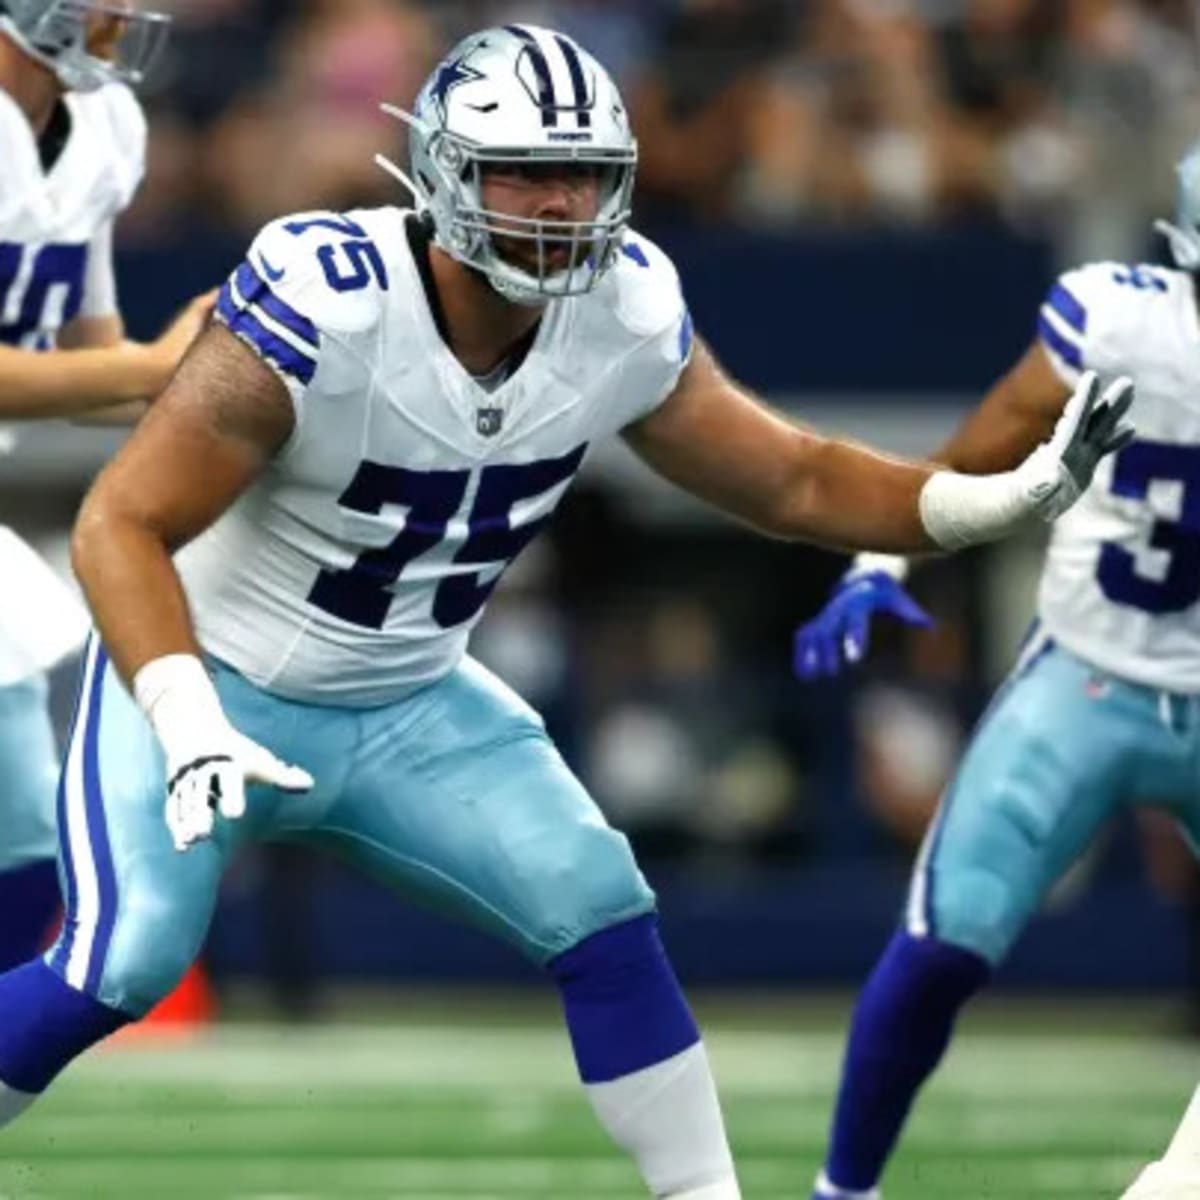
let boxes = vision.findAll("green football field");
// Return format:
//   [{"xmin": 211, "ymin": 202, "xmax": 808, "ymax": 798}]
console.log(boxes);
[{"xmin": 1, "ymin": 1004, "xmax": 1197, "ymax": 1199}]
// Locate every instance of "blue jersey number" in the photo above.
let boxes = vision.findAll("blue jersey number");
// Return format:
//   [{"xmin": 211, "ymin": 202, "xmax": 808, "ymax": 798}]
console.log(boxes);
[
  {"xmin": 0, "ymin": 242, "xmax": 87, "ymax": 348},
  {"xmin": 308, "ymin": 446, "xmax": 587, "ymax": 631},
  {"xmin": 284, "ymin": 214, "xmax": 388, "ymax": 294},
  {"xmin": 1096, "ymin": 441, "xmax": 1200, "ymax": 614},
  {"xmin": 1111, "ymin": 265, "xmax": 1167, "ymax": 292}
]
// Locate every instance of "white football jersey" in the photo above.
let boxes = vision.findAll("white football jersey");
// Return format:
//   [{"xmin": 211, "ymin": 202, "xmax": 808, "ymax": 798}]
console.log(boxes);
[
  {"xmin": 178, "ymin": 208, "xmax": 693, "ymax": 706},
  {"xmin": 0, "ymin": 82, "xmax": 146, "ymax": 684},
  {"xmin": 0, "ymin": 83, "xmax": 144, "ymax": 347},
  {"xmin": 1037, "ymin": 261, "xmax": 1200, "ymax": 691}
]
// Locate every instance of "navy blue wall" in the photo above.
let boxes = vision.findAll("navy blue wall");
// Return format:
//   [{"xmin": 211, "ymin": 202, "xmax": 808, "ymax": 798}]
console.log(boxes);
[{"xmin": 118, "ymin": 220, "xmax": 1054, "ymax": 396}]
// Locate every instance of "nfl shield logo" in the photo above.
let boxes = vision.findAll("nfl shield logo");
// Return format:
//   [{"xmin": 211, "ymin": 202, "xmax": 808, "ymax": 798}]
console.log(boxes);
[{"xmin": 476, "ymin": 407, "xmax": 504, "ymax": 437}]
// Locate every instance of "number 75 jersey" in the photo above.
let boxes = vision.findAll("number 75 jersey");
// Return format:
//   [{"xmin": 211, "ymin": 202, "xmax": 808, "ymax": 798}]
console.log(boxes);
[
  {"xmin": 176, "ymin": 207, "xmax": 693, "ymax": 706},
  {"xmin": 1036, "ymin": 261, "xmax": 1200, "ymax": 691}
]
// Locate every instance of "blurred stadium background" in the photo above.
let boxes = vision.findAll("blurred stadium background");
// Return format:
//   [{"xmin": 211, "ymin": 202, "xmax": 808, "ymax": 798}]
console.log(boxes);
[{"xmin": 6, "ymin": 0, "xmax": 1200, "ymax": 1196}]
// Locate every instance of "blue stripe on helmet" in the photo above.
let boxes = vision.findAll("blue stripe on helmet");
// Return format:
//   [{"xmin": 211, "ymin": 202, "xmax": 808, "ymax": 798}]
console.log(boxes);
[
  {"xmin": 505, "ymin": 25, "xmax": 558, "ymax": 127},
  {"xmin": 554, "ymin": 34, "xmax": 591, "ymax": 128}
]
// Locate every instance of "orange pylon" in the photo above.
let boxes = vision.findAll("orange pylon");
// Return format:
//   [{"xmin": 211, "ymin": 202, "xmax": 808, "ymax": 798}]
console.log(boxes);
[{"xmin": 113, "ymin": 963, "xmax": 216, "ymax": 1042}]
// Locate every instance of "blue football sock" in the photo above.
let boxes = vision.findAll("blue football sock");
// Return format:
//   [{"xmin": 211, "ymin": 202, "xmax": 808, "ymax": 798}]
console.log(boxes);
[
  {"xmin": 0, "ymin": 860, "xmax": 61, "ymax": 973},
  {"xmin": 550, "ymin": 914, "xmax": 699, "ymax": 1083},
  {"xmin": 550, "ymin": 915, "xmax": 738, "ymax": 1196},
  {"xmin": 0, "ymin": 960, "xmax": 129, "ymax": 1097},
  {"xmin": 824, "ymin": 931, "xmax": 990, "ymax": 1192}
]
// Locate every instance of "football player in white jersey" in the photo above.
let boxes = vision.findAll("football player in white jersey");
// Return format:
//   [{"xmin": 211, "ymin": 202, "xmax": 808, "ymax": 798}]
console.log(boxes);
[
  {"xmin": 0, "ymin": 25, "xmax": 1131, "ymax": 1199},
  {"xmin": 0, "ymin": 0, "xmax": 212, "ymax": 976},
  {"xmin": 794, "ymin": 141, "xmax": 1200, "ymax": 1200}
]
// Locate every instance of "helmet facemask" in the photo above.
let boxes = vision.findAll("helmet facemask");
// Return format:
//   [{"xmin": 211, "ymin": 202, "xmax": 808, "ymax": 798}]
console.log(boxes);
[
  {"xmin": 377, "ymin": 25, "xmax": 638, "ymax": 307},
  {"xmin": 0, "ymin": 0, "xmax": 170, "ymax": 93}
]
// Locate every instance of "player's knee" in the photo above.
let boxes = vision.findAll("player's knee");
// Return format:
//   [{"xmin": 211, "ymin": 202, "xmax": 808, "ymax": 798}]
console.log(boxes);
[
  {"xmin": 95, "ymin": 903, "xmax": 201, "ymax": 1017},
  {"xmin": 925, "ymin": 865, "xmax": 1025, "ymax": 965},
  {"xmin": 523, "ymin": 823, "xmax": 655, "ymax": 961},
  {"xmin": 100, "ymin": 943, "xmax": 194, "ymax": 1017}
]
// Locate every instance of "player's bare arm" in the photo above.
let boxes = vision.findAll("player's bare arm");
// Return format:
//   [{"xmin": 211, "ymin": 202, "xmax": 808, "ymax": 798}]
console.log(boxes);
[
  {"xmin": 794, "ymin": 326, "xmax": 1105, "ymax": 678},
  {"xmin": 626, "ymin": 336, "xmax": 1133, "ymax": 555},
  {"xmin": 72, "ymin": 322, "xmax": 292, "ymax": 685},
  {"xmin": 0, "ymin": 289, "xmax": 216, "ymax": 420},
  {"xmin": 930, "ymin": 341, "xmax": 1073, "ymax": 475},
  {"xmin": 56, "ymin": 311, "xmax": 123, "ymax": 350},
  {"xmin": 626, "ymin": 338, "xmax": 932, "ymax": 551},
  {"xmin": 73, "ymin": 321, "xmax": 311, "ymax": 850}
]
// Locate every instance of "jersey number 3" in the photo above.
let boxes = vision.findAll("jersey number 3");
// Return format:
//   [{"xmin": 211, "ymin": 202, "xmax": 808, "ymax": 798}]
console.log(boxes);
[
  {"xmin": 307, "ymin": 446, "xmax": 587, "ymax": 630},
  {"xmin": 1097, "ymin": 440, "xmax": 1200, "ymax": 613}
]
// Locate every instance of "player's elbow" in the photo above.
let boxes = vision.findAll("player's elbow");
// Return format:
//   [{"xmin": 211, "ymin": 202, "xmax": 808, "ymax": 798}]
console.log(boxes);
[
  {"xmin": 70, "ymin": 491, "xmax": 112, "ymax": 590},
  {"xmin": 70, "ymin": 482, "xmax": 141, "ymax": 591}
]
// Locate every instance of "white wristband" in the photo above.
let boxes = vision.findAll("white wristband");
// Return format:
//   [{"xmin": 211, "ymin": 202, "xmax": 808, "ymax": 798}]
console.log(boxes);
[
  {"xmin": 848, "ymin": 552, "xmax": 910, "ymax": 581},
  {"xmin": 133, "ymin": 654, "xmax": 227, "ymax": 753},
  {"xmin": 917, "ymin": 469, "xmax": 1029, "ymax": 551}
]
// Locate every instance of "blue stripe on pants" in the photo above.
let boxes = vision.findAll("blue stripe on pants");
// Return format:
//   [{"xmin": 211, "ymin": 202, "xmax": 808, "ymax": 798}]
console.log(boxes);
[
  {"xmin": 82, "ymin": 648, "xmax": 117, "ymax": 996},
  {"xmin": 50, "ymin": 641, "xmax": 119, "ymax": 997},
  {"xmin": 50, "ymin": 640, "xmax": 92, "ymax": 976}
]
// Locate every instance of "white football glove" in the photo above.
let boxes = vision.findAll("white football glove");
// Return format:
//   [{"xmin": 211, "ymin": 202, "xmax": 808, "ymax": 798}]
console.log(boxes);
[
  {"xmin": 919, "ymin": 370, "xmax": 1135, "ymax": 550},
  {"xmin": 135, "ymin": 655, "xmax": 314, "ymax": 853},
  {"xmin": 1013, "ymin": 369, "xmax": 1136, "ymax": 522}
]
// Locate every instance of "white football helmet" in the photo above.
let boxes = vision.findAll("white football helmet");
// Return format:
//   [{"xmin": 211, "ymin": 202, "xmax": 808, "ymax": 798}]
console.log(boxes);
[
  {"xmin": 0, "ymin": 0, "xmax": 169, "ymax": 93},
  {"xmin": 378, "ymin": 24, "xmax": 638, "ymax": 306},
  {"xmin": 1156, "ymin": 138, "xmax": 1200, "ymax": 270}
]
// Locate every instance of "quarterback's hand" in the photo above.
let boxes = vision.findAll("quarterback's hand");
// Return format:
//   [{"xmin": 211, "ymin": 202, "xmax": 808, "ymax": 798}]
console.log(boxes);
[
  {"xmin": 164, "ymin": 728, "xmax": 313, "ymax": 853},
  {"xmin": 794, "ymin": 563, "xmax": 931, "ymax": 680},
  {"xmin": 145, "ymin": 290, "xmax": 219, "ymax": 393},
  {"xmin": 1014, "ymin": 369, "xmax": 1135, "ymax": 522}
]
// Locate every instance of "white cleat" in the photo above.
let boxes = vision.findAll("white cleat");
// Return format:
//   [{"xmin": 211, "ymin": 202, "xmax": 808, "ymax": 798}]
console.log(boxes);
[
  {"xmin": 1121, "ymin": 1161, "xmax": 1200, "ymax": 1199},
  {"xmin": 812, "ymin": 1169, "xmax": 882, "ymax": 1199},
  {"xmin": 665, "ymin": 1179, "xmax": 741, "ymax": 1199}
]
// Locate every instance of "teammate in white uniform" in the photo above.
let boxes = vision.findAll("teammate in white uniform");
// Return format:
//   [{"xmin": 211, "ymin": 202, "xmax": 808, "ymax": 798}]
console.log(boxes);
[
  {"xmin": 0, "ymin": 25, "xmax": 1131, "ymax": 1200},
  {"xmin": 0, "ymin": 0, "xmax": 211, "ymax": 973},
  {"xmin": 795, "ymin": 142, "xmax": 1200, "ymax": 1200}
]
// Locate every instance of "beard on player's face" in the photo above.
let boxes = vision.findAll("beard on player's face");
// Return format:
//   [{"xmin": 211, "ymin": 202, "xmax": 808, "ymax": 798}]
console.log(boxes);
[
  {"xmin": 488, "ymin": 226, "xmax": 593, "ymax": 276},
  {"xmin": 479, "ymin": 164, "xmax": 604, "ymax": 275}
]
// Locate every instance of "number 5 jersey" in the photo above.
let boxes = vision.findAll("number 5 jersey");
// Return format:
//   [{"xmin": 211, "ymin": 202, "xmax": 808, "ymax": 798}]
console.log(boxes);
[
  {"xmin": 1036, "ymin": 261, "xmax": 1200, "ymax": 691},
  {"xmin": 179, "ymin": 208, "xmax": 694, "ymax": 706}
]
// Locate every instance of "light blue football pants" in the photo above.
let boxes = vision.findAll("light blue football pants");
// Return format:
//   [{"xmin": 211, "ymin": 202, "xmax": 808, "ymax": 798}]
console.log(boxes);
[
  {"xmin": 908, "ymin": 632, "xmax": 1200, "ymax": 964},
  {"xmin": 0, "ymin": 674, "xmax": 58, "ymax": 872},
  {"xmin": 50, "ymin": 640, "xmax": 655, "ymax": 1015}
]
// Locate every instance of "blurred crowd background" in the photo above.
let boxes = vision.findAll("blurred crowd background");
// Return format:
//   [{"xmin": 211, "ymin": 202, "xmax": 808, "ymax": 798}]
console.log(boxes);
[
  {"xmin": 126, "ymin": 0, "xmax": 1200, "ymax": 264},
  {"xmin": 11, "ymin": 0, "xmax": 1200, "ymax": 1007}
]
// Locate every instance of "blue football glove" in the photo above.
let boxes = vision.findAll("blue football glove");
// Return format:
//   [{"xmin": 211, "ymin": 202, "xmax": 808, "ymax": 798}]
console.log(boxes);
[{"xmin": 793, "ymin": 567, "xmax": 933, "ymax": 680}]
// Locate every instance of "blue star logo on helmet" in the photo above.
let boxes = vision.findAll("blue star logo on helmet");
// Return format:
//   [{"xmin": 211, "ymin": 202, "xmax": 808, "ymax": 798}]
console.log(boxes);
[{"xmin": 430, "ymin": 54, "xmax": 485, "ymax": 118}]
